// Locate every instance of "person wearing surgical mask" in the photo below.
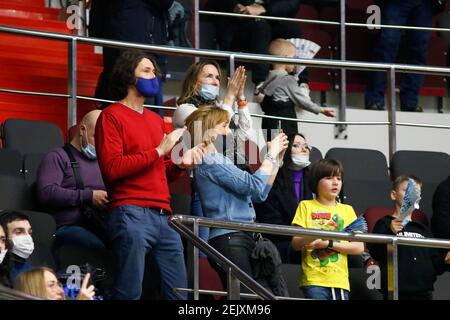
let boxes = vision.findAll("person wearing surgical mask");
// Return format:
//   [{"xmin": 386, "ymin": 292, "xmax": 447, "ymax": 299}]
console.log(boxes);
[
  {"xmin": 255, "ymin": 133, "xmax": 314, "ymax": 263},
  {"xmin": 186, "ymin": 107, "xmax": 289, "ymax": 294},
  {"xmin": 0, "ymin": 211, "xmax": 34, "ymax": 282},
  {"xmin": 176, "ymin": 60, "xmax": 252, "ymax": 151},
  {"xmin": 0, "ymin": 224, "xmax": 12, "ymax": 288},
  {"xmin": 175, "ymin": 61, "xmax": 253, "ymax": 261},
  {"xmin": 36, "ymin": 110, "xmax": 109, "ymax": 251}
]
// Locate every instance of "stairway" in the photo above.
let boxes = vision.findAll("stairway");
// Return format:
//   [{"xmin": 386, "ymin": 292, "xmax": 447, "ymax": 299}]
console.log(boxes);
[{"xmin": 0, "ymin": 0, "xmax": 102, "ymax": 136}]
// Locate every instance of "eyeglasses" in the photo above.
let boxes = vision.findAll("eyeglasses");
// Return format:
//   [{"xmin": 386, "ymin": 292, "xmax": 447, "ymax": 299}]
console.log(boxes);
[{"xmin": 292, "ymin": 143, "xmax": 311, "ymax": 151}]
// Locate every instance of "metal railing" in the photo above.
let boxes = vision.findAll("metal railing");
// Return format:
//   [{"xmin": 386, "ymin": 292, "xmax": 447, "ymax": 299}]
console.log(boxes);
[
  {"xmin": 1, "ymin": 24, "xmax": 450, "ymax": 159},
  {"xmin": 170, "ymin": 215, "xmax": 450, "ymax": 300},
  {"xmin": 193, "ymin": 0, "xmax": 450, "ymax": 141},
  {"xmin": 197, "ymin": 10, "xmax": 450, "ymax": 33},
  {"xmin": 169, "ymin": 215, "xmax": 276, "ymax": 300}
]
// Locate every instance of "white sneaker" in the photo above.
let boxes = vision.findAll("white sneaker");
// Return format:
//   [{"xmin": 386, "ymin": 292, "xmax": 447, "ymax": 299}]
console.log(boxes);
[{"xmin": 299, "ymin": 82, "xmax": 311, "ymax": 101}]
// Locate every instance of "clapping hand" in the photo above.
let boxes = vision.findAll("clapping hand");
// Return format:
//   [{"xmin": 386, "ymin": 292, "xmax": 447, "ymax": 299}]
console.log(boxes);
[
  {"xmin": 156, "ymin": 127, "xmax": 186, "ymax": 157},
  {"xmin": 178, "ymin": 143, "xmax": 207, "ymax": 169}
]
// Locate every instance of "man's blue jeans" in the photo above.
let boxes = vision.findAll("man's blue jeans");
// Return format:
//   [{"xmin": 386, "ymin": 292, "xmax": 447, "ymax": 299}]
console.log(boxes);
[
  {"xmin": 365, "ymin": 0, "xmax": 432, "ymax": 110},
  {"xmin": 108, "ymin": 205, "xmax": 187, "ymax": 300}
]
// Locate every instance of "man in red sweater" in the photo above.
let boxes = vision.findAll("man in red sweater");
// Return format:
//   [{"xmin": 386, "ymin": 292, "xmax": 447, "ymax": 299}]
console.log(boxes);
[{"xmin": 95, "ymin": 51, "xmax": 204, "ymax": 300}]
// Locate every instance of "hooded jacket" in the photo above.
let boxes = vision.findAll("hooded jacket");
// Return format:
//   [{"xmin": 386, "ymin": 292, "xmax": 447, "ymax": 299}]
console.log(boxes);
[{"xmin": 367, "ymin": 215, "xmax": 449, "ymax": 294}]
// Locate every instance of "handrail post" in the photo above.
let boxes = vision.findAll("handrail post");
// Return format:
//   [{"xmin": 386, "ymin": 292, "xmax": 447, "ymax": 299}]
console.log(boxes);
[
  {"xmin": 229, "ymin": 54, "xmax": 236, "ymax": 76},
  {"xmin": 387, "ymin": 237, "xmax": 399, "ymax": 300},
  {"xmin": 193, "ymin": 0, "xmax": 200, "ymax": 63},
  {"xmin": 336, "ymin": 0, "xmax": 348, "ymax": 140},
  {"xmin": 187, "ymin": 219, "xmax": 200, "ymax": 300},
  {"xmin": 392, "ymin": 238, "xmax": 399, "ymax": 300},
  {"xmin": 387, "ymin": 66, "xmax": 397, "ymax": 161},
  {"xmin": 77, "ymin": 0, "xmax": 87, "ymax": 37},
  {"xmin": 227, "ymin": 268, "xmax": 241, "ymax": 300},
  {"xmin": 68, "ymin": 38, "xmax": 77, "ymax": 129}
]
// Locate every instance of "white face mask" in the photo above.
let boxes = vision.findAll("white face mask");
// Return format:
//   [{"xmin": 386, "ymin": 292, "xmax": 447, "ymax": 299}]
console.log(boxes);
[
  {"xmin": 291, "ymin": 153, "xmax": 311, "ymax": 169},
  {"xmin": 0, "ymin": 249, "xmax": 7, "ymax": 264},
  {"xmin": 11, "ymin": 235, "xmax": 34, "ymax": 259}
]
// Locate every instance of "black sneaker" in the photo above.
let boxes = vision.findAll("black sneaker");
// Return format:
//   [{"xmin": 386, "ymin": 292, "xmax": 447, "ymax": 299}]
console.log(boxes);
[
  {"xmin": 365, "ymin": 103, "xmax": 384, "ymax": 110},
  {"xmin": 401, "ymin": 105, "xmax": 423, "ymax": 112}
]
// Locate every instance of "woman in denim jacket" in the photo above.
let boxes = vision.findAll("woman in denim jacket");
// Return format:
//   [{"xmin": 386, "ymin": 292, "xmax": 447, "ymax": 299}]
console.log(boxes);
[{"xmin": 185, "ymin": 106, "xmax": 288, "ymax": 293}]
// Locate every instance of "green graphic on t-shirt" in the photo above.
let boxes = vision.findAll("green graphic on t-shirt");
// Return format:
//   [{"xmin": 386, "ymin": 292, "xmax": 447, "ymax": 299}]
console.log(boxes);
[{"xmin": 310, "ymin": 213, "xmax": 344, "ymax": 266}]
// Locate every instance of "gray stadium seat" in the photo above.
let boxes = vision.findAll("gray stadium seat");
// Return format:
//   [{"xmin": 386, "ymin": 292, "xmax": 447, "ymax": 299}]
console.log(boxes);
[
  {"xmin": 23, "ymin": 152, "xmax": 45, "ymax": 186},
  {"xmin": 0, "ymin": 149, "xmax": 23, "ymax": 178},
  {"xmin": 0, "ymin": 175, "xmax": 35, "ymax": 210},
  {"xmin": 1, "ymin": 118, "xmax": 63, "ymax": 155},
  {"xmin": 325, "ymin": 148, "xmax": 392, "ymax": 213}
]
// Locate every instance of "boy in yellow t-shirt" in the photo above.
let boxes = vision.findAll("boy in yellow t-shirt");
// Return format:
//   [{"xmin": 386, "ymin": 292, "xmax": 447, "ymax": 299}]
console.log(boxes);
[{"xmin": 291, "ymin": 159, "xmax": 364, "ymax": 300}]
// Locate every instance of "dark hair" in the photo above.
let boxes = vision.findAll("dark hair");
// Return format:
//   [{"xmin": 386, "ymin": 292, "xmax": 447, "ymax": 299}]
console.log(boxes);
[
  {"xmin": 109, "ymin": 50, "xmax": 160, "ymax": 101},
  {"xmin": 270, "ymin": 133, "xmax": 312, "ymax": 200},
  {"xmin": 0, "ymin": 211, "xmax": 30, "ymax": 235},
  {"xmin": 308, "ymin": 159, "xmax": 344, "ymax": 195},
  {"xmin": 177, "ymin": 60, "xmax": 222, "ymax": 105},
  {"xmin": 0, "ymin": 220, "xmax": 13, "ymax": 288},
  {"xmin": 392, "ymin": 175, "xmax": 422, "ymax": 191}
]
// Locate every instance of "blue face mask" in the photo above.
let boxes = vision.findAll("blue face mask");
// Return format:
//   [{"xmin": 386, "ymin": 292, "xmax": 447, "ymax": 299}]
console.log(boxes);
[
  {"xmin": 199, "ymin": 84, "xmax": 219, "ymax": 100},
  {"xmin": 81, "ymin": 128, "xmax": 97, "ymax": 160},
  {"xmin": 136, "ymin": 77, "xmax": 160, "ymax": 97},
  {"xmin": 81, "ymin": 143, "xmax": 97, "ymax": 160}
]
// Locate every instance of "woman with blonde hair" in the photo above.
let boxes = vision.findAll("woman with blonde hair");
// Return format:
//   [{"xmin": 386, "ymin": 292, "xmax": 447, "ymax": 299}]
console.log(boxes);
[
  {"xmin": 174, "ymin": 61, "xmax": 252, "ymax": 254},
  {"xmin": 185, "ymin": 106, "xmax": 289, "ymax": 294},
  {"xmin": 14, "ymin": 267, "xmax": 95, "ymax": 300}
]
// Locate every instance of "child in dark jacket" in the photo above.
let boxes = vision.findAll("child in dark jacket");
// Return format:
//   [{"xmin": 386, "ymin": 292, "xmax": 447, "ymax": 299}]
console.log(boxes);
[{"xmin": 367, "ymin": 175, "xmax": 450, "ymax": 300}]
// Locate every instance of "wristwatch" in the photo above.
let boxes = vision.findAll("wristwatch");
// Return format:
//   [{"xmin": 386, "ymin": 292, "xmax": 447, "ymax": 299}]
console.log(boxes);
[
  {"xmin": 264, "ymin": 153, "xmax": 283, "ymax": 167},
  {"xmin": 327, "ymin": 240, "xmax": 334, "ymax": 249},
  {"xmin": 264, "ymin": 153, "xmax": 277, "ymax": 164}
]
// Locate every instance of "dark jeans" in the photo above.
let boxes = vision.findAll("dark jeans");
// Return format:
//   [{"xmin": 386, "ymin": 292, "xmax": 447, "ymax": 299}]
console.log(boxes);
[
  {"xmin": 108, "ymin": 205, "xmax": 187, "ymax": 300},
  {"xmin": 303, "ymin": 285, "xmax": 349, "ymax": 300},
  {"xmin": 365, "ymin": 0, "xmax": 432, "ymax": 110},
  {"xmin": 55, "ymin": 225, "xmax": 106, "ymax": 250},
  {"xmin": 208, "ymin": 231, "xmax": 256, "ymax": 293},
  {"xmin": 190, "ymin": 178, "xmax": 209, "ymax": 258}
]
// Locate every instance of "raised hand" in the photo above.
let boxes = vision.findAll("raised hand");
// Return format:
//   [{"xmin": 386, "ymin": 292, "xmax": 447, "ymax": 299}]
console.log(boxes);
[
  {"xmin": 224, "ymin": 66, "xmax": 246, "ymax": 105},
  {"xmin": 178, "ymin": 143, "xmax": 207, "ymax": 169},
  {"xmin": 76, "ymin": 273, "xmax": 95, "ymax": 300},
  {"xmin": 267, "ymin": 133, "xmax": 289, "ymax": 158}
]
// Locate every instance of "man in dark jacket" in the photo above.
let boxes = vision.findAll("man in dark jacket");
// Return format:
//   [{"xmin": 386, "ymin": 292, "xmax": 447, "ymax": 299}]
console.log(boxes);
[
  {"xmin": 364, "ymin": 0, "xmax": 445, "ymax": 111},
  {"xmin": 209, "ymin": 0, "xmax": 301, "ymax": 87},
  {"xmin": 92, "ymin": 0, "xmax": 174, "ymax": 113}
]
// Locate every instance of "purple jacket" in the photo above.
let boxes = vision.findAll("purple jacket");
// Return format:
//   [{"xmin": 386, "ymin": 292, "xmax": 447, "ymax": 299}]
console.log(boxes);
[{"xmin": 36, "ymin": 144, "xmax": 106, "ymax": 227}]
